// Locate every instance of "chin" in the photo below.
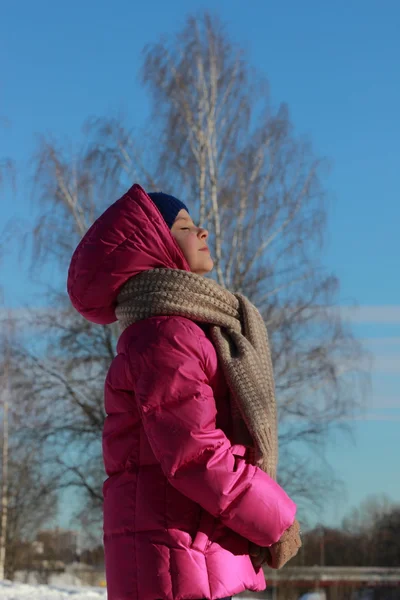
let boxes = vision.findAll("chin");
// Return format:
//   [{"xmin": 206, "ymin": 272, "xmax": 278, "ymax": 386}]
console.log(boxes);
[
  {"xmin": 194, "ymin": 258, "xmax": 214, "ymax": 276},
  {"xmin": 203, "ymin": 257, "xmax": 214, "ymax": 274}
]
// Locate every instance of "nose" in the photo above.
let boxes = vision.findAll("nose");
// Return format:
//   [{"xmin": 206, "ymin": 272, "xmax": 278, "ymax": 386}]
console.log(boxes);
[{"xmin": 198, "ymin": 227, "xmax": 209, "ymax": 240}]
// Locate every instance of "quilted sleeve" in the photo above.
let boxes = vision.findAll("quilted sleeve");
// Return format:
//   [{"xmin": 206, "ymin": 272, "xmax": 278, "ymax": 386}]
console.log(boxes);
[{"xmin": 128, "ymin": 317, "xmax": 296, "ymax": 547}]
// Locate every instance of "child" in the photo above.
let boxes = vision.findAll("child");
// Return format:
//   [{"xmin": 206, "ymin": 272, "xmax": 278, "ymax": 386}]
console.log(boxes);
[{"xmin": 67, "ymin": 184, "xmax": 301, "ymax": 600}]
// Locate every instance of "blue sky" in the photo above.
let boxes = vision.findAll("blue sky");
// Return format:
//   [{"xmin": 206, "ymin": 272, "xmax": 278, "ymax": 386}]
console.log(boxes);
[{"xmin": 1, "ymin": 0, "xmax": 400, "ymax": 528}]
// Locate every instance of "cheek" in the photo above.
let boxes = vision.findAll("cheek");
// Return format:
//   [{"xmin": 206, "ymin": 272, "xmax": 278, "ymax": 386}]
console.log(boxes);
[
  {"xmin": 182, "ymin": 234, "xmax": 199, "ymax": 256},
  {"xmin": 174, "ymin": 235, "xmax": 198, "ymax": 267}
]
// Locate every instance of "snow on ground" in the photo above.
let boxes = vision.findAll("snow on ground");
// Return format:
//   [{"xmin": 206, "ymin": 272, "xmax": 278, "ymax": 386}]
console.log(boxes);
[
  {"xmin": 0, "ymin": 581, "xmax": 274, "ymax": 599},
  {"xmin": 0, "ymin": 580, "xmax": 107, "ymax": 599}
]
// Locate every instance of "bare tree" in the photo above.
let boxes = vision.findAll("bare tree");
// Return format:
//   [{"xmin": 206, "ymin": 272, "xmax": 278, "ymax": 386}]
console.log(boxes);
[
  {"xmin": 0, "ymin": 117, "xmax": 14, "ymax": 196},
  {"xmin": 8, "ymin": 304, "xmax": 109, "ymax": 534},
  {"xmin": 0, "ymin": 118, "xmax": 16, "ymax": 289},
  {"xmin": 108, "ymin": 14, "xmax": 366, "ymax": 496},
  {"xmin": 293, "ymin": 496, "xmax": 400, "ymax": 568},
  {"xmin": 0, "ymin": 313, "xmax": 12, "ymax": 580},
  {"xmin": 0, "ymin": 443, "xmax": 59, "ymax": 579},
  {"xmin": 342, "ymin": 494, "xmax": 393, "ymax": 536},
  {"xmin": 0, "ymin": 158, "xmax": 14, "ymax": 195},
  {"xmin": 0, "ymin": 317, "xmax": 58, "ymax": 580},
  {"xmin": 16, "ymin": 12, "xmax": 366, "ymax": 529},
  {"xmin": 2, "ymin": 138, "xmax": 114, "ymax": 536}
]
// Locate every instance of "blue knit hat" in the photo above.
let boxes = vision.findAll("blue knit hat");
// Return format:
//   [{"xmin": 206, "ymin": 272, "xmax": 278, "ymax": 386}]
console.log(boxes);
[{"xmin": 148, "ymin": 192, "xmax": 189, "ymax": 229}]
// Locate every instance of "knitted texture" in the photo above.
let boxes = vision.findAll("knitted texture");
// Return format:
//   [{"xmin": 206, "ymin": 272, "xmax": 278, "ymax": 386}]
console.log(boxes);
[
  {"xmin": 115, "ymin": 268, "xmax": 278, "ymax": 479},
  {"xmin": 148, "ymin": 192, "xmax": 189, "ymax": 229},
  {"xmin": 266, "ymin": 519, "xmax": 302, "ymax": 569}
]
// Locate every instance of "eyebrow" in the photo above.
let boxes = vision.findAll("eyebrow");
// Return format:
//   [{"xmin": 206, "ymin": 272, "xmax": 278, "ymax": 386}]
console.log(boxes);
[{"xmin": 175, "ymin": 216, "xmax": 191, "ymax": 222}]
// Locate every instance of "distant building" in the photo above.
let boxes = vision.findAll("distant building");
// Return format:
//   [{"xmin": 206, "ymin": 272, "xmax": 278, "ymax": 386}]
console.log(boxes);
[
  {"xmin": 31, "ymin": 540, "xmax": 44, "ymax": 555},
  {"xmin": 36, "ymin": 528, "xmax": 79, "ymax": 557}
]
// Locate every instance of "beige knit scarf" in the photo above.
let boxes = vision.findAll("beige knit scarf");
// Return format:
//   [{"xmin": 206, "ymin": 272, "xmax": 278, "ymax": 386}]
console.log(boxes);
[{"xmin": 116, "ymin": 268, "xmax": 278, "ymax": 480}]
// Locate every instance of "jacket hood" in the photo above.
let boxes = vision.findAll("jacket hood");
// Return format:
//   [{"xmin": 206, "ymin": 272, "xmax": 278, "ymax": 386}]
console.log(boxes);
[{"xmin": 67, "ymin": 183, "xmax": 191, "ymax": 324}]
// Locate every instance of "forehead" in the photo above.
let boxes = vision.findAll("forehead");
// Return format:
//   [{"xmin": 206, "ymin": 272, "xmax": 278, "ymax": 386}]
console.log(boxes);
[{"xmin": 174, "ymin": 209, "xmax": 191, "ymax": 222}]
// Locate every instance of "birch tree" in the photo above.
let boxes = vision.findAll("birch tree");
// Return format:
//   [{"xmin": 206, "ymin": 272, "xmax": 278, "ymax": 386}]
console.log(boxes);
[
  {"xmin": 113, "ymin": 13, "xmax": 366, "ymax": 500},
  {"xmin": 16, "ymin": 12, "xmax": 366, "ymax": 529}
]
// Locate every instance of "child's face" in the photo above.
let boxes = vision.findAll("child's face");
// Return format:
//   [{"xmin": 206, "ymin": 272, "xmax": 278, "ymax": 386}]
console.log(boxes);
[{"xmin": 171, "ymin": 210, "xmax": 214, "ymax": 275}]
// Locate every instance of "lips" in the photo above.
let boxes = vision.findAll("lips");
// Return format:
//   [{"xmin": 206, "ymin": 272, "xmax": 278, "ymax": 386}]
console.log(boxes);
[{"xmin": 199, "ymin": 247, "xmax": 210, "ymax": 252}]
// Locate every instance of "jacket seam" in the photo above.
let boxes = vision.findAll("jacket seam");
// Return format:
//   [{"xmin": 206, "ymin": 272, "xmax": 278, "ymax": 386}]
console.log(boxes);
[
  {"xmin": 134, "ymin": 424, "xmax": 140, "ymax": 600},
  {"xmin": 170, "ymin": 440, "xmax": 225, "ymax": 478},
  {"xmin": 174, "ymin": 319, "xmax": 208, "ymax": 372},
  {"xmin": 218, "ymin": 465, "xmax": 257, "ymax": 520}
]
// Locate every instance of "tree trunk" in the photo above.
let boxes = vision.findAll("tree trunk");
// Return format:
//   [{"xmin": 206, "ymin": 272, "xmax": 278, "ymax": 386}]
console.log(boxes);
[{"xmin": 0, "ymin": 316, "xmax": 10, "ymax": 581}]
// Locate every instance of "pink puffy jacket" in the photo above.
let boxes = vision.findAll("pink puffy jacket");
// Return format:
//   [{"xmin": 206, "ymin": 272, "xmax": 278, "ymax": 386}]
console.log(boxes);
[{"xmin": 67, "ymin": 184, "xmax": 296, "ymax": 600}]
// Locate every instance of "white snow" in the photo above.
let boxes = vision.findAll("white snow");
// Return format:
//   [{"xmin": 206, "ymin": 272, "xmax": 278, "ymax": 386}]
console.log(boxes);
[
  {"xmin": 0, "ymin": 581, "xmax": 262, "ymax": 599},
  {"xmin": 0, "ymin": 580, "xmax": 107, "ymax": 599}
]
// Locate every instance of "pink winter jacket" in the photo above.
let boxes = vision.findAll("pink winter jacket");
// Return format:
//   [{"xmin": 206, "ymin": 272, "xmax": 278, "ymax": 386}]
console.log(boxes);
[{"xmin": 67, "ymin": 184, "xmax": 296, "ymax": 600}]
